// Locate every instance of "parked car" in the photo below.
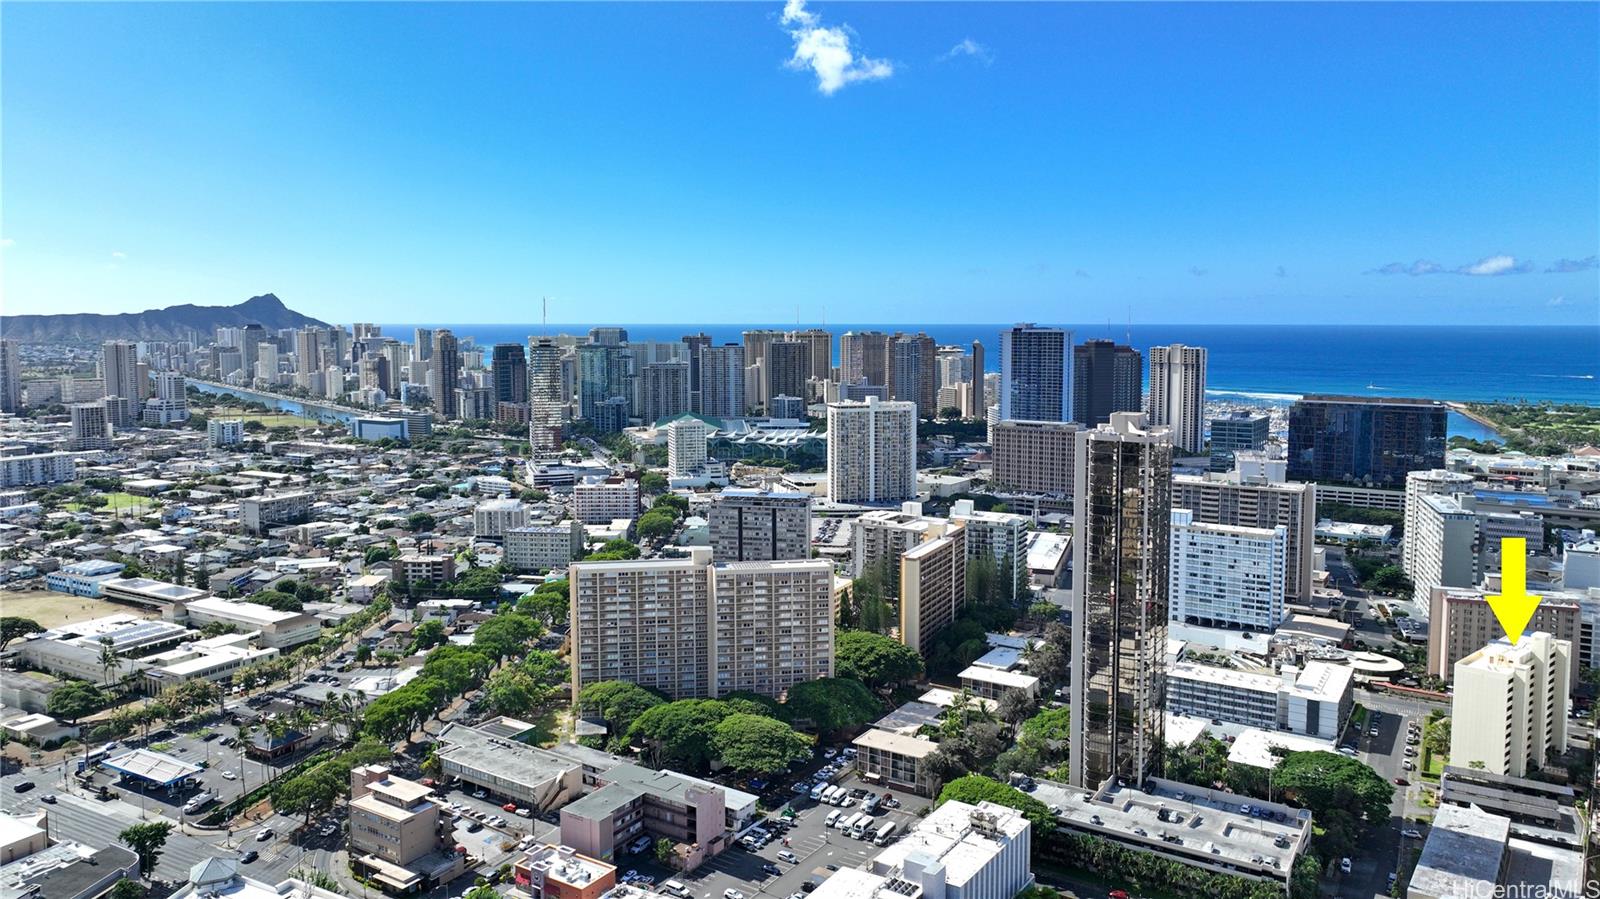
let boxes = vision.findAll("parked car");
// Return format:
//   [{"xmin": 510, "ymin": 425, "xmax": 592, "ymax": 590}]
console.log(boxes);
[
  {"xmin": 778, "ymin": 850, "xmax": 799, "ymax": 864},
  {"xmin": 725, "ymin": 890, "xmax": 747, "ymax": 899},
  {"xmin": 1339, "ymin": 858, "xmax": 1352, "ymax": 874},
  {"xmin": 1401, "ymin": 829, "xmax": 1423, "ymax": 839}
]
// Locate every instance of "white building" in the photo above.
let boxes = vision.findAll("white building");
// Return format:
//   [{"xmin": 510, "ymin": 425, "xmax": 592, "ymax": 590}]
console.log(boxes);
[
  {"xmin": 1166, "ymin": 660, "xmax": 1352, "ymax": 740},
  {"xmin": 826, "ymin": 397, "xmax": 917, "ymax": 504},
  {"xmin": 948, "ymin": 499, "xmax": 1032, "ymax": 599},
  {"xmin": 240, "ymin": 491, "xmax": 313, "ymax": 535},
  {"xmin": 474, "ymin": 498, "xmax": 530, "ymax": 540},
  {"xmin": 666, "ymin": 416, "xmax": 710, "ymax": 478},
  {"xmin": 1145, "ymin": 343, "xmax": 1207, "ymax": 455},
  {"xmin": 350, "ymin": 416, "xmax": 409, "ymax": 442},
  {"xmin": 572, "ymin": 476, "xmax": 641, "ymax": 524},
  {"xmin": 866, "ymin": 800, "xmax": 1032, "ymax": 899},
  {"xmin": 711, "ymin": 558, "xmax": 835, "ymax": 697},
  {"xmin": 506, "ymin": 521, "xmax": 585, "ymax": 571},
  {"xmin": 1566, "ymin": 540, "xmax": 1600, "ymax": 591},
  {"xmin": 1450, "ymin": 632, "xmax": 1571, "ymax": 778},
  {"xmin": 0, "ymin": 452, "xmax": 79, "ymax": 488},
  {"xmin": 1402, "ymin": 469, "xmax": 1476, "ymax": 575},
  {"xmin": 180, "ymin": 597, "xmax": 322, "ymax": 649},
  {"xmin": 207, "ymin": 418, "xmax": 245, "ymax": 447},
  {"xmin": 1169, "ymin": 509, "xmax": 1287, "ymax": 633}
]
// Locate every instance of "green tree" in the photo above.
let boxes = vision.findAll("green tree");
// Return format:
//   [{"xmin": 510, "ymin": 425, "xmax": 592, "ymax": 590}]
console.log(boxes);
[
  {"xmin": 407, "ymin": 512, "xmax": 437, "ymax": 532},
  {"xmin": 1272, "ymin": 751, "xmax": 1393, "ymax": 860},
  {"xmin": 410, "ymin": 619, "xmax": 448, "ymax": 653},
  {"xmin": 0, "ymin": 617, "xmax": 44, "ymax": 651},
  {"xmin": 654, "ymin": 837, "xmax": 675, "ymax": 866},
  {"xmin": 472, "ymin": 612, "xmax": 541, "ymax": 660},
  {"xmin": 108, "ymin": 878, "xmax": 146, "ymax": 899},
  {"xmin": 47, "ymin": 681, "xmax": 107, "ymax": 724},
  {"xmin": 578, "ymin": 681, "xmax": 665, "ymax": 742},
  {"xmin": 712, "ymin": 713, "xmax": 814, "ymax": 775},
  {"xmin": 626, "ymin": 699, "xmax": 735, "ymax": 772},
  {"xmin": 640, "ymin": 471, "xmax": 669, "ymax": 494},
  {"xmin": 835, "ymin": 630, "xmax": 925, "ymax": 690},
  {"xmin": 586, "ymin": 538, "xmax": 640, "ymax": 561},
  {"xmin": 118, "ymin": 821, "xmax": 174, "ymax": 877},
  {"xmin": 637, "ymin": 508, "xmax": 679, "ymax": 541},
  {"xmin": 936, "ymin": 775, "xmax": 1056, "ymax": 834},
  {"xmin": 1020, "ymin": 706, "xmax": 1071, "ymax": 744},
  {"xmin": 784, "ymin": 677, "xmax": 880, "ymax": 734}
]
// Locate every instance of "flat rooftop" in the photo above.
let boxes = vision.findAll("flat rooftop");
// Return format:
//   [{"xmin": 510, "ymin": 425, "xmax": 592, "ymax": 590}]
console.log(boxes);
[
  {"xmin": 1409, "ymin": 804, "xmax": 1510, "ymax": 899},
  {"xmin": 852, "ymin": 728, "xmax": 939, "ymax": 759}
]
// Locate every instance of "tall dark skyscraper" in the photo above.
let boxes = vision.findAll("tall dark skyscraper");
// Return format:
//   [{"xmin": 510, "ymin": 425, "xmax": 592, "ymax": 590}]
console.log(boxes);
[
  {"xmin": 764, "ymin": 340, "xmax": 810, "ymax": 409},
  {"xmin": 683, "ymin": 332, "xmax": 713, "ymax": 411},
  {"xmin": 840, "ymin": 330, "xmax": 890, "ymax": 387},
  {"xmin": 999, "ymin": 323, "xmax": 1072, "ymax": 422},
  {"xmin": 1287, "ymin": 395, "xmax": 1447, "ymax": 488},
  {"xmin": 491, "ymin": 343, "xmax": 528, "ymax": 405},
  {"xmin": 1070, "ymin": 412, "xmax": 1172, "ymax": 789},
  {"xmin": 698, "ymin": 344, "xmax": 746, "ymax": 419},
  {"xmin": 431, "ymin": 329, "xmax": 462, "ymax": 419},
  {"xmin": 578, "ymin": 344, "xmax": 629, "ymax": 426},
  {"xmin": 889, "ymin": 332, "xmax": 937, "ymax": 419},
  {"xmin": 1071, "ymin": 339, "xmax": 1142, "ymax": 426}
]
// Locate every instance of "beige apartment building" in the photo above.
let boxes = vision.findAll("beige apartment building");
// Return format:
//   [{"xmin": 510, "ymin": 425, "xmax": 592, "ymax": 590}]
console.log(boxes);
[
  {"xmin": 826, "ymin": 397, "xmax": 917, "ymax": 504},
  {"xmin": 989, "ymin": 419, "xmax": 1080, "ymax": 499},
  {"xmin": 570, "ymin": 548, "xmax": 834, "ymax": 700},
  {"xmin": 559, "ymin": 763, "xmax": 727, "ymax": 871},
  {"xmin": 348, "ymin": 765, "xmax": 464, "ymax": 894},
  {"xmin": 1449, "ymin": 633, "xmax": 1571, "ymax": 778},
  {"xmin": 900, "ymin": 521, "xmax": 966, "ymax": 656},
  {"xmin": 1426, "ymin": 586, "xmax": 1584, "ymax": 685},
  {"xmin": 1171, "ymin": 459, "xmax": 1315, "ymax": 603}
]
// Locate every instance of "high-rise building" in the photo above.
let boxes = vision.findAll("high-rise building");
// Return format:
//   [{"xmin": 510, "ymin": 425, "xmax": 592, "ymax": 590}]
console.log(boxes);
[
  {"xmin": 358, "ymin": 354, "xmax": 391, "ymax": 394},
  {"xmin": 431, "ymin": 329, "xmax": 462, "ymax": 419},
  {"xmin": 527, "ymin": 337, "xmax": 566, "ymax": 450},
  {"xmin": 1169, "ymin": 509, "xmax": 1287, "ymax": 632},
  {"xmin": 577, "ymin": 344, "xmax": 628, "ymax": 426},
  {"xmin": 101, "ymin": 340, "xmax": 142, "ymax": 419},
  {"xmin": 1171, "ymin": 456, "xmax": 1316, "ymax": 603},
  {"xmin": 1449, "ymin": 633, "xmax": 1570, "ymax": 778},
  {"xmin": 1287, "ymin": 395, "xmax": 1447, "ymax": 488},
  {"xmin": 890, "ymin": 333, "xmax": 937, "ymax": 419},
  {"xmin": 826, "ymin": 397, "xmax": 917, "ymax": 504},
  {"xmin": 949, "ymin": 499, "xmax": 1032, "ymax": 600},
  {"xmin": 665, "ymin": 416, "xmax": 710, "ymax": 478},
  {"xmin": 414, "ymin": 328, "xmax": 435, "ymax": 363},
  {"xmin": 1404, "ymin": 490, "xmax": 1543, "ymax": 603},
  {"xmin": 788, "ymin": 328, "xmax": 833, "ymax": 389},
  {"xmin": 936, "ymin": 345, "xmax": 970, "ymax": 390},
  {"xmin": 1208, "ymin": 411, "xmax": 1270, "ymax": 472},
  {"xmin": 1402, "ymin": 469, "xmax": 1476, "ymax": 575},
  {"xmin": 968, "ymin": 340, "xmax": 985, "ymax": 419},
  {"xmin": 455, "ymin": 385, "xmax": 495, "ymax": 420},
  {"xmin": 900, "ymin": 521, "xmax": 966, "ymax": 655},
  {"xmin": 1426, "ymin": 586, "xmax": 1589, "ymax": 685},
  {"xmin": 999, "ymin": 324, "xmax": 1071, "ymax": 423},
  {"xmin": 238, "ymin": 323, "xmax": 268, "ymax": 377},
  {"xmin": 1146, "ymin": 343, "xmax": 1206, "ymax": 454},
  {"xmin": 990, "ymin": 420, "xmax": 1080, "ymax": 499},
  {"xmin": 840, "ymin": 330, "xmax": 890, "ymax": 388},
  {"xmin": 639, "ymin": 362, "xmax": 691, "ymax": 424},
  {"xmin": 569, "ymin": 547, "xmax": 834, "ymax": 699},
  {"xmin": 70, "ymin": 402, "xmax": 113, "ymax": 450},
  {"xmin": 492, "ymin": 343, "xmax": 528, "ymax": 406},
  {"xmin": 0, "ymin": 339, "xmax": 22, "ymax": 413},
  {"xmin": 683, "ymin": 332, "xmax": 713, "ymax": 411},
  {"xmin": 1071, "ymin": 339, "xmax": 1142, "ymax": 427},
  {"xmin": 208, "ymin": 418, "xmax": 245, "ymax": 447},
  {"xmin": 709, "ymin": 490, "xmax": 812, "ymax": 562},
  {"xmin": 698, "ymin": 344, "xmax": 746, "ymax": 419},
  {"xmin": 588, "ymin": 327, "xmax": 628, "ymax": 346},
  {"xmin": 293, "ymin": 329, "xmax": 322, "ymax": 376},
  {"xmin": 142, "ymin": 370, "xmax": 189, "ymax": 424},
  {"xmin": 1069, "ymin": 412, "xmax": 1172, "ymax": 789},
  {"xmin": 764, "ymin": 341, "xmax": 810, "ymax": 411}
]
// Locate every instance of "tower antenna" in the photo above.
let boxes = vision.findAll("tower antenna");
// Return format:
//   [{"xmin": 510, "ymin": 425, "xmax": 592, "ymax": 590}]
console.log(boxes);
[{"xmin": 542, "ymin": 296, "xmax": 548, "ymax": 326}]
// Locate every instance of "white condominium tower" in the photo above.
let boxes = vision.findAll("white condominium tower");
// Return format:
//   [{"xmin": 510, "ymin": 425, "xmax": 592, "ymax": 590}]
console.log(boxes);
[
  {"xmin": 826, "ymin": 397, "xmax": 917, "ymax": 504},
  {"xmin": 998, "ymin": 323, "xmax": 1072, "ymax": 422},
  {"xmin": 1169, "ymin": 509, "xmax": 1287, "ymax": 633},
  {"xmin": 666, "ymin": 416, "xmax": 710, "ymax": 478},
  {"xmin": 568, "ymin": 548, "xmax": 834, "ymax": 700},
  {"xmin": 101, "ymin": 340, "xmax": 142, "ymax": 416},
  {"xmin": 527, "ymin": 337, "xmax": 566, "ymax": 450},
  {"xmin": 1146, "ymin": 343, "xmax": 1207, "ymax": 455},
  {"xmin": 1449, "ymin": 632, "xmax": 1570, "ymax": 778}
]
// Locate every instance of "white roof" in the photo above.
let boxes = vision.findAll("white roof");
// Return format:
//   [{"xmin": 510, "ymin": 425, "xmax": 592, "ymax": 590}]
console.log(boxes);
[
  {"xmin": 1227, "ymin": 729, "xmax": 1337, "ymax": 769},
  {"xmin": 958, "ymin": 665, "xmax": 1038, "ymax": 689}
]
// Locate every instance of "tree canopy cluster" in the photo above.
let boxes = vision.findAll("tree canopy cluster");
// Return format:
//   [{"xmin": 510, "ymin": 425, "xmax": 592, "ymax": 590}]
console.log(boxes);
[{"xmin": 834, "ymin": 631, "xmax": 924, "ymax": 690}]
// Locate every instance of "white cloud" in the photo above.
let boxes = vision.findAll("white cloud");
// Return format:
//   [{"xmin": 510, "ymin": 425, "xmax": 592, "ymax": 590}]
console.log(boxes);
[
  {"xmin": 1366, "ymin": 255, "xmax": 1537, "ymax": 277},
  {"xmin": 111, "ymin": 251, "xmax": 127, "ymax": 260},
  {"xmin": 1546, "ymin": 256, "xmax": 1598, "ymax": 273},
  {"xmin": 781, "ymin": 0, "xmax": 893, "ymax": 96},
  {"xmin": 939, "ymin": 38, "xmax": 993, "ymax": 65},
  {"xmin": 1457, "ymin": 254, "xmax": 1531, "ymax": 276},
  {"xmin": 1548, "ymin": 296, "xmax": 1568, "ymax": 307}
]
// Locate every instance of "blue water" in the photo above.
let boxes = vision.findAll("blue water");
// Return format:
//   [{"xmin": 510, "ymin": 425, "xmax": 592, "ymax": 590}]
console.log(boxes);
[{"xmin": 387, "ymin": 323, "xmax": 1598, "ymax": 406}]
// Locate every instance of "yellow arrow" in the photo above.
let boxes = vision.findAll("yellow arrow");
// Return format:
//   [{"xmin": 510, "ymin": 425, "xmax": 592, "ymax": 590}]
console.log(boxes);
[{"xmin": 1486, "ymin": 537, "xmax": 1541, "ymax": 645}]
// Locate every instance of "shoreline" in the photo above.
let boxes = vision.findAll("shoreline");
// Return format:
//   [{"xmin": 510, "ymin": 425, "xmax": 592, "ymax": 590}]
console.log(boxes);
[{"xmin": 1445, "ymin": 402, "xmax": 1506, "ymax": 440}]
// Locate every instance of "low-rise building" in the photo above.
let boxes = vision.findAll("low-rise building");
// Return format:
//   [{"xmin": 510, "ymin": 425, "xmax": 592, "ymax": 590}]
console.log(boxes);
[
  {"xmin": 0, "ymin": 811, "xmax": 140, "ymax": 899},
  {"xmin": 513, "ymin": 844, "xmax": 617, "ymax": 899},
  {"xmin": 1166, "ymin": 660, "xmax": 1352, "ymax": 740},
  {"xmin": 99, "ymin": 576, "xmax": 210, "ymax": 608},
  {"xmin": 506, "ymin": 521, "xmax": 585, "ymax": 572},
  {"xmin": 1407, "ymin": 802, "xmax": 1584, "ymax": 899},
  {"xmin": 43, "ymin": 559, "xmax": 126, "ymax": 597},
  {"xmin": 180, "ymin": 596, "xmax": 322, "ymax": 648},
  {"xmin": 852, "ymin": 727, "xmax": 940, "ymax": 797},
  {"xmin": 573, "ymin": 476, "xmax": 641, "ymax": 524},
  {"xmin": 394, "ymin": 554, "xmax": 456, "ymax": 587},
  {"xmin": 348, "ymin": 765, "xmax": 465, "ymax": 895},
  {"xmin": 0, "ymin": 452, "xmax": 79, "ymax": 488},
  {"xmin": 239, "ymin": 491, "xmax": 313, "ymax": 535},
  {"xmin": 560, "ymin": 762, "xmax": 728, "ymax": 870},
  {"xmin": 474, "ymin": 498, "xmax": 530, "ymax": 540},
  {"xmin": 807, "ymin": 800, "xmax": 1032, "ymax": 899}
]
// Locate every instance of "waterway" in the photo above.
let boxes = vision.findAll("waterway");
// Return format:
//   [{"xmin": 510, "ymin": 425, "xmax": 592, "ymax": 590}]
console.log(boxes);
[{"xmin": 187, "ymin": 380, "xmax": 361, "ymax": 425}]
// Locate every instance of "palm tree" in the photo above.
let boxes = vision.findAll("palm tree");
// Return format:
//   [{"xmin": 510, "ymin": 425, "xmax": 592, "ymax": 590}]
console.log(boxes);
[{"xmin": 98, "ymin": 637, "xmax": 120, "ymax": 691}]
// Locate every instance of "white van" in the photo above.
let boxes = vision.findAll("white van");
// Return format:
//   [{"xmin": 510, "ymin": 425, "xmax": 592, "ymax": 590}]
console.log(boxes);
[
  {"xmin": 824, "ymin": 809, "xmax": 843, "ymax": 829},
  {"xmin": 809, "ymin": 783, "xmax": 826, "ymax": 801},
  {"xmin": 840, "ymin": 812, "xmax": 864, "ymax": 833},
  {"xmin": 873, "ymin": 822, "xmax": 898, "ymax": 846},
  {"xmin": 662, "ymin": 881, "xmax": 688, "ymax": 897},
  {"xmin": 823, "ymin": 786, "xmax": 844, "ymax": 805},
  {"xmin": 849, "ymin": 816, "xmax": 872, "ymax": 839}
]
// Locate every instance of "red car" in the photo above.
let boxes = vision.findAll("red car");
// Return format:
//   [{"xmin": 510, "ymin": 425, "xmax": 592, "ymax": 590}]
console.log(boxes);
[
  {"xmin": 502, "ymin": 802, "xmax": 518, "ymax": 812},
  {"xmin": 1109, "ymin": 892, "xmax": 1130, "ymax": 899},
  {"xmin": 1393, "ymin": 777, "xmax": 1410, "ymax": 786}
]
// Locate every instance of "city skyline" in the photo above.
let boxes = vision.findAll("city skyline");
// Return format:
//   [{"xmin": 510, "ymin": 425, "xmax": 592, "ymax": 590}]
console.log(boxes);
[{"xmin": 2, "ymin": 2, "xmax": 1596, "ymax": 325}]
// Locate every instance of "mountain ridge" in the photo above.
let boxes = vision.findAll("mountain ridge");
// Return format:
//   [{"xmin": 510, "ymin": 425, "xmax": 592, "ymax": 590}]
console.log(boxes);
[{"xmin": 1, "ymin": 294, "xmax": 331, "ymax": 343}]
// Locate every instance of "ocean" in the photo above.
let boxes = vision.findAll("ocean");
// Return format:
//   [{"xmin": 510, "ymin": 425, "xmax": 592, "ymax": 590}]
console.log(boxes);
[{"xmin": 383, "ymin": 323, "xmax": 1599, "ymax": 437}]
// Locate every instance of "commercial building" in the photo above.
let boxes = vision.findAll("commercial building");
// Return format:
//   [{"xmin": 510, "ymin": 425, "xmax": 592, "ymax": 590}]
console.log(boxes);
[
  {"xmin": 435, "ymin": 723, "xmax": 585, "ymax": 810},
  {"xmin": 1404, "ymin": 480, "xmax": 1546, "ymax": 602},
  {"xmin": 573, "ymin": 476, "xmax": 641, "ymax": 524},
  {"xmin": 429, "ymin": 329, "xmax": 462, "ymax": 419},
  {"xmin": 840, "ymin": 330, "xmax": 890, "ymax": 388},
  {"xmin": 507, "ymin": 521, "xmax": 586, "ymax": 572},
  {"xmin": 862, "ymin": 800, "xmax": 1032, "ymax": 899},
  {"xmin": 1208, "ymin": 411, "xmax": 1269, "ymax": 472},
  {"xmin": 351, "ymin": 416, "xmax": 410, "ymax": 442},
  {"xmin": 180, "ymin": 596, "xmax": 322, "ymax": 648},
  {"xmin": 474, "ymin": 498, "xmax": 530, "ymax": 540},
  {"xmin": 1407, "ymin": 803, "xmax": 1585, "ymax": 899},
  {"xmin": 899, "ymin": 521, "xmax": 966, "ymax": 656},
  {"xmin": 513, "ymin": 844, "xmax": 617, "ymax": 899},
  {"xmin": 0, "ymin": 339, "xmax": 20, "ymax": 413},
  {"xmin": 1166, "ymin": 660, "xmax": 1352, "ymax": 739},
  {"xmin": 142, "ymin": 635, "xmax": 279, "ymax": 692},
  {"xmin": 889, "ymin": 332, "xmax": 938, "ymax": 419},
  {"xmin": 0, "ymin": 811, "xmax": 140, "ymax": 899},
  {"xmin": 1171, "ymin": 457, "xmax": 1316, "ymax": 603},
  {"xmin": 1287, "ymin": 394, "xmax": 1447, "ymax": 488},
  {"xmin": 570, "ymin": 548, "xmax": 834, "ymax": 700},
  {"xmin": 1169, "ymin": 509, "xmax": 1288, "ymax": 633},
  {"xmin": 101, "ymin": 340, "xmax": 143, "ymax": 422},
  {"xmin": 666, "ymin": 416, "xmax": 710, "ymax": 478},
  {"xmin": 239, "ymin": 491, "xmax": 312, "ymax": 535},
  {"xmin": 1450, "ymin": 633, "xmax": 1571, "ymax": 778},
  {"xmin": 1145, "ymin": 343, "xmax": 1206, "ymax": 455},
  {"xmin": 0, "ymin": 452, "xmax": 78, "ymax": 488},
  {"xmin": 528, "ymin": 337, "xmax": 568, "ymax": 450},
  {"xmin": 493, "ymin": 342, "xmax": 529, "ymax": 405},
  {"xmin": 1071, "ymin": 339, "xmax": 1141, "ymax": 426},
  {"xmin": 349, "ymin": 765, "xmax": 464, "ymax": 894},
  {"xmin": 708, "ymin": 489, "xmax": 812, "ymax": 562},
  {"xmin": 44, "ymin": 559, "xmax": 126, "ymax": 597},
  {"xmin": 826, "ymin": 397, "xmax": 917, "ymax": 504},
  {"xmin": 1070, "ymin": 413, "xmax": 1171, "ymax": 789},
  {"xmin": 560, "ymin": 762, "xmax": 727, "ymax": 870},
  {"xmin": 99, "ymin": 576, "xmax": 210, "ymax": 609},
  {"xmin": 998, "ymin": 324, "xmax": 1071, "ymax": 423},
  {"xmin": 763, "ymin": 341, "xmax": 810, "ymax": 412}
]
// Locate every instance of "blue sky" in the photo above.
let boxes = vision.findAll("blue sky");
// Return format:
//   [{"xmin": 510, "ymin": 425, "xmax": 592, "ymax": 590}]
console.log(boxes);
[{"xmin": 3, "ymin": 1, "xmax": 1596, "ymax": 325}]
